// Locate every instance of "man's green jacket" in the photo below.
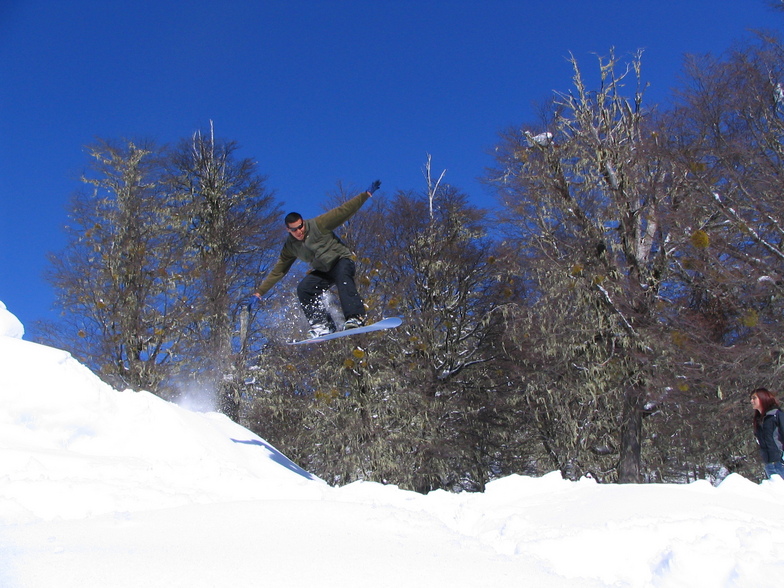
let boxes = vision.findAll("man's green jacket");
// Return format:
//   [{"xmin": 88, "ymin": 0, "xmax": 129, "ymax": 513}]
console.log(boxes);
[{"xmin": 255, "ymin": 190, "xmax": 371, "ymax": 297}]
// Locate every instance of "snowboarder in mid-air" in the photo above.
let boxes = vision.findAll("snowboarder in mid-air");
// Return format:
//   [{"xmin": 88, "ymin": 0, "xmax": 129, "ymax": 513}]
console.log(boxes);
[{"xmin": 254, "ymin": 180, "xmax": 380, "ymax": 339}]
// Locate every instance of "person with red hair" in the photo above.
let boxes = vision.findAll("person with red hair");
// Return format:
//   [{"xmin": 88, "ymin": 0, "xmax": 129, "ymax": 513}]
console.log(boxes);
[{"xmin": 750, "ymin": 388, "xmax": 784, "ymax": 479}]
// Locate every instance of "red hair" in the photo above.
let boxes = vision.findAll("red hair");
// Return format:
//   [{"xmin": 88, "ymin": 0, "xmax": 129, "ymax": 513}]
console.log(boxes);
[{"xmin": 751, "ymin": 388, "xmax": 780, "ymax": 429}]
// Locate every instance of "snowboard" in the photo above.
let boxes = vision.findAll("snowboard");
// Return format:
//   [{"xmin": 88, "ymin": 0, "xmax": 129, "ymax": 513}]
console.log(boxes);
[{"xmin": 289, "ymin": 317, "xmax": 403, "ymax": 345}]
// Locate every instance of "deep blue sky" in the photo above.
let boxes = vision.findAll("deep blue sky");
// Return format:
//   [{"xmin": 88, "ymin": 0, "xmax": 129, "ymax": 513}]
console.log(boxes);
[{"xmin": 1, "ymin": 0, "xmax": 780, "ymax": 338}]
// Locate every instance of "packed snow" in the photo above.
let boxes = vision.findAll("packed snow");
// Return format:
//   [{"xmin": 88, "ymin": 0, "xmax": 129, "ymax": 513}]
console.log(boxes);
[{"xmin": 1, "ymin": 300, "xmax": 782, "ymax": 587}]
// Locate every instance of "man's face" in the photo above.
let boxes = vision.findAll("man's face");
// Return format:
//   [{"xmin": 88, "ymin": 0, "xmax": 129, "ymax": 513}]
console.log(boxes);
[{"xmin": 287, "ymin": 219, "xmax": 306, "ymax": 241}]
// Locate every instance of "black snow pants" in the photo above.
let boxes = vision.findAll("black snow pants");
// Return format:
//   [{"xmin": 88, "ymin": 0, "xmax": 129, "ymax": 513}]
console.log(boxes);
[{"xmin": 297, "ymin": 257, "xmax": 364, "ymax": 326}]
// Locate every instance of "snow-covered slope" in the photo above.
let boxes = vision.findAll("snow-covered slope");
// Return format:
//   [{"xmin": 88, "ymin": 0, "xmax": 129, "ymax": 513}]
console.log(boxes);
[
  {"xmin": 0, "ymin": 331, "xmax": 321, "ymax": 523},
  {"xmin": 1, "ymin": 300, "xmax": 782, "ymax": 587}
]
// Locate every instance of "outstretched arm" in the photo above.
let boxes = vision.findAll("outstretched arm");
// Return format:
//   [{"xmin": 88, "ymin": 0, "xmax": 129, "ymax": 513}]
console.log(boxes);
[
  {"xmin": 255, "ymin": 249, "xmax": 297, "ymax": 298},
  {"xmin": 315, "ymin": 180, "xmax": 381, "ymax": 232}
]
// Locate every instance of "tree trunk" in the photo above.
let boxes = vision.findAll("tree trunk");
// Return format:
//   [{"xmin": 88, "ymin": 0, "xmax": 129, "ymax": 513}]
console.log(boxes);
[
  {"xmin": 219, "ymin": 379, "xmax": 240, "ymax": 422},
  {"xmin": 618, "ymin": 387, "xmax": 644, "ymax": 483}
]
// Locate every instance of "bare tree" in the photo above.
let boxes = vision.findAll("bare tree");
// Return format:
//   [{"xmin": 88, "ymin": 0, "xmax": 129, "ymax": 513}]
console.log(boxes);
[
  {"xmin": 163, "ymin": 124, "xmax": 281, "ymax": 420},
  {"xmin": 491, "ymin": 51, "xmax": 695, "ymax": 482},
  {"xmin": 43, "ymin": 139, "xmax": 178, "ymax": 391},
  {"xmin": 44, "ymin": 129, "xmax": 282, "ymax": 423},
  {"xmin": 661, "ymin": 34, "xmax": 784, "ymax": 476}
]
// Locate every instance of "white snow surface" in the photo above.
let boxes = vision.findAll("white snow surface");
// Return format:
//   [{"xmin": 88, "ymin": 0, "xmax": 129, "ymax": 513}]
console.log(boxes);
[
  {"xmin": 0, "ymin": 300, "xmax": 24, "ymax": 339},
  {"xmin": 0, "ymin": 301, "xmax": 782, "ymax": 587}
]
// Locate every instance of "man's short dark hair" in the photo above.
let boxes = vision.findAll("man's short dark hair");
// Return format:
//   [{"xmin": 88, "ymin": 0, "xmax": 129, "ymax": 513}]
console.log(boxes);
[{"xmin": 284, "ymin": 212, "xmax": 303, "ymax": 226}]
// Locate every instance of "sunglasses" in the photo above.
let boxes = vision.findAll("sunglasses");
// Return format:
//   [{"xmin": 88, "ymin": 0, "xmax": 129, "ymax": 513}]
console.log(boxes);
[{"xmin": 287, "ymin": 221, "xmax": 305, "ymax": 233}]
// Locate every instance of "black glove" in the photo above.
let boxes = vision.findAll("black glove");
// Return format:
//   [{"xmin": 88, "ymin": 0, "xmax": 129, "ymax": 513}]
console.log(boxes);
[{"xmin": 367, "ymin": 180, "xmax": 381, "ymax": 194}]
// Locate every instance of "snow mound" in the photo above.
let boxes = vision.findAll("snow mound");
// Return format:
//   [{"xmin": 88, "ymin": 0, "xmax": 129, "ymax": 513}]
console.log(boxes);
[
  {"xmin": 0, "ymin": 300, "xmax": 24, "ymax": 339},
  {"xmin": 0, "ymin": 310, "xmax": 323, "ymax": 523}
]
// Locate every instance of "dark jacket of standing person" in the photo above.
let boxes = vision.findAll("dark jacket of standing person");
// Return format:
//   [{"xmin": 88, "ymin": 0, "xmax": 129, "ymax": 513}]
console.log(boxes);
[{"xmin": 751, "ymin": 388, "xmax": 784, "ymax": 467}]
